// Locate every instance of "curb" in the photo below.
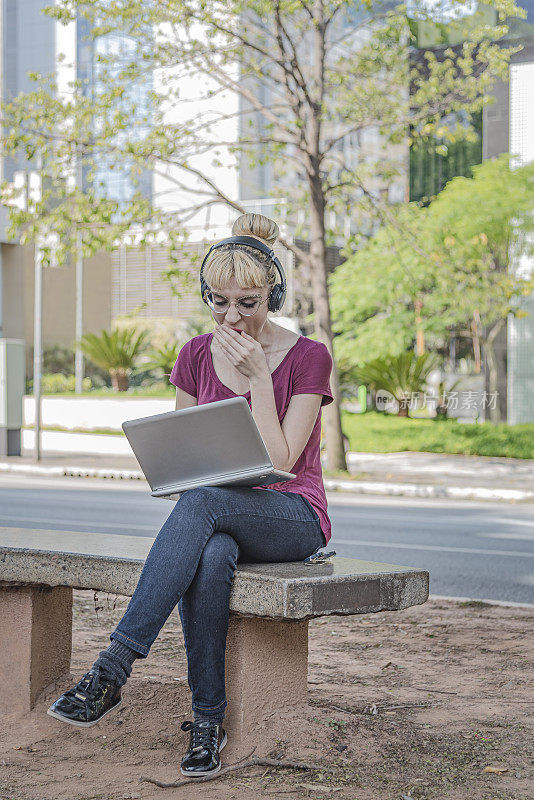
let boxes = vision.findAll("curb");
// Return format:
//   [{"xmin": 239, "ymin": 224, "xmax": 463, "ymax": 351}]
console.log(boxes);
[
  {"xmin": 0, "ymin": 462, "xmax": 144, "ymax": 481},
  {"xmin": 1, "ymin": 461, "xmax": 532, "ymax": 502},
  {"xmin": 322, "ymin": 478, "xmax": 534, "ymax": 502},
  {"xmin": 429, "ymin": 594, "xmax": 534, "ymax": 609}
]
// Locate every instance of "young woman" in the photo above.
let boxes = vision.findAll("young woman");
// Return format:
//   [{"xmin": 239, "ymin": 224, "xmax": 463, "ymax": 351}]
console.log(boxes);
[{"xmin": 47, "ymin": 213, "xmax": 334, "ymax": 778}]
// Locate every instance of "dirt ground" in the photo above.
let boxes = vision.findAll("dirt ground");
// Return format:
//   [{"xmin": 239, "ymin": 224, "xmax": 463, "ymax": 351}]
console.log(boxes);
[{"xmin": 1, "ymin": 591, "xmax": 533, "ymax": 800}]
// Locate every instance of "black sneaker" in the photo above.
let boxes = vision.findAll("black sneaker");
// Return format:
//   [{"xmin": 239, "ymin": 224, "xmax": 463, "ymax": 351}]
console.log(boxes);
[
  {"xmin": 180, "ymin": 720, "xmax": 227, "ymax": 777},
  {"xmin": 46, "ymin": 668, "xmax": 122, "ymax": 727}
]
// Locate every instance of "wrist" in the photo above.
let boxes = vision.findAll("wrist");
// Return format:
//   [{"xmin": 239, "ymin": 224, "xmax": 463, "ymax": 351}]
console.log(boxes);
[{"xmin": 248, "ymin": 367, "xmax": 271, "ymax": 387}]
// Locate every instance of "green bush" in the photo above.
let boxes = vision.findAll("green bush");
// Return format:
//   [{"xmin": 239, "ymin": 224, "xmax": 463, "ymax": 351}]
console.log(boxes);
[
  {"xmin": 42, "ymin": 345, "xmax": 74, "ymax": 375},
  {"xmin": 36, "ymin": 383, "xmax": 175, "ymax": 397},
  {"xmin": 27, "ymin": 374, "xmax": 93, "ymax": 394},
  {"xmin": 27, "ymin": 344, "xmax": 110, "ymax": 388}
]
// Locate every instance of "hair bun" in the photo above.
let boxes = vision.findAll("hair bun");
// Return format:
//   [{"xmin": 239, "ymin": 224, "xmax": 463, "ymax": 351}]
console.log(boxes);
[{"xmin": 232, "ymin": 213, "xmax": 279, "ymax": 247}]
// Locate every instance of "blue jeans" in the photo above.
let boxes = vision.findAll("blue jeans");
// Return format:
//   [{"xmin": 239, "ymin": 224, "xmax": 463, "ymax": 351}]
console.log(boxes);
[{"xmin": 110, "ymin": 486, "xmax": 326, "ymax": 721}]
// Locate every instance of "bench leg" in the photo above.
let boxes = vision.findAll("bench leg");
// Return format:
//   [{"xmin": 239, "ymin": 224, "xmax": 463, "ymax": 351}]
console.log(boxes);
[
  {"xmin": 224, "ymin": 613, "xmax": 309, "ymax": 759},
  {"xmin": 0, "ymin": 585, "xmax": 72, "ymax": 716}
]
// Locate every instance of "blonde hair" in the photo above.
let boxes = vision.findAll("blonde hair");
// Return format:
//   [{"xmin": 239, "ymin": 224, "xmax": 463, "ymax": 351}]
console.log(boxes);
[{"xmin": 202, "ymin": 213, "xmax": 280, "ymax": 292}]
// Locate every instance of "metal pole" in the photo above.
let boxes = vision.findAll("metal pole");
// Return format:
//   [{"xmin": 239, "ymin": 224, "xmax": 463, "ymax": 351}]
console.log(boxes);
[
  {"xmin": 74, "ymin": 227, "xmax": 84, "ymax": 392},
  {"xmin": 0, "ymin": 245, "xmax": 3, "ymax": 337},
  {"xmin": 75, "ymin": 148, "xmax": 84, "ymax": 393},
  {"xmin": 33, "ymin": 240, "xmax": 43, "ymax": 461}
]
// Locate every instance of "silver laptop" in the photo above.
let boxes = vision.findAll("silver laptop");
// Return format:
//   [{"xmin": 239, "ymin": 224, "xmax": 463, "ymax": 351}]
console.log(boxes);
[{"xmin": 122, "ymin": 396, "xmax": 296, "ymax": 499}]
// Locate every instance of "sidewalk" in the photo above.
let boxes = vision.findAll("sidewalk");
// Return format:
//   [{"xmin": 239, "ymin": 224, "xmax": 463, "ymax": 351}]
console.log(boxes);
[
  {"xmin": 1, "ymin": 448, "xmax": 533, "ymax": 502},
  {"xmin": 338, "ymin": 450, "xmax": 534, "ymax": 501}
]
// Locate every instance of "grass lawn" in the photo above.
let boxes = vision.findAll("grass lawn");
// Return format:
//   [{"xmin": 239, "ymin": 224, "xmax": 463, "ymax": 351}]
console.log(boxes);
[
  {"xmin": 35, "ymin": 385, "xmax": 175, "ymax": 398},
  {"xmin": 341, "ymin": 410, "xmax": 534, "ymax": 459},
  {"xmin": 24, "ymin": 425, "xmax": 125, "ymax": 436}
]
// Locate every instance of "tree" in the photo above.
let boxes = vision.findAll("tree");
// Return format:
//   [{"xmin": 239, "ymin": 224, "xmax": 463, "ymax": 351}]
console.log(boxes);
[
  {"xmin": 329, "ymin": 155, "xmax": 534, "ymax": 421},
  {"xmin": 0, "ymin": 0, "xmax": 522, "ymax": 467}
]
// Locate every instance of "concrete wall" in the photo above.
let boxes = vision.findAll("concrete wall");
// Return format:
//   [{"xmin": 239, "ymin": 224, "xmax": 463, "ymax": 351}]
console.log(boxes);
[
  {"xmin": 1, "ymin": 242, "xmax": 112, "ymax": 376},
  {"xmin": 23, "ymin": 395, "xmax": 174, "ymax": 431}
]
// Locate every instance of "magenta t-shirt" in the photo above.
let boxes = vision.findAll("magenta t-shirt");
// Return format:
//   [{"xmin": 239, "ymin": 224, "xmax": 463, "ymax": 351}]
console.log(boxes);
[{"xmin": 169, "ymin": 332, "xmax": 334, "ymax": 544}]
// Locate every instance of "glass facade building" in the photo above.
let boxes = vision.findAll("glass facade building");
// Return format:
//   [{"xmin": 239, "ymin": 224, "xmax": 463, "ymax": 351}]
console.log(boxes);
[
  {"xmin": 409, "ymin": 111, "xmax": 482, "ymax": 203},
  {"xmin": 76, "ymin": 18, "xmax": 153, "ymax": 206},
  {"xmin": 1, "ymin": 0, "xmax": 56, "ymax": 181},
  {"xmin": 0, "ymin": 2, "xmax": 152, "ymax": 206}
]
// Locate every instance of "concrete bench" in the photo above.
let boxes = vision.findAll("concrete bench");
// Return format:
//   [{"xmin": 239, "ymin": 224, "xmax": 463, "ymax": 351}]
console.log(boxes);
[{"xmin": 0, "ymin": 527, "xmax": 429, "ymax": 758}]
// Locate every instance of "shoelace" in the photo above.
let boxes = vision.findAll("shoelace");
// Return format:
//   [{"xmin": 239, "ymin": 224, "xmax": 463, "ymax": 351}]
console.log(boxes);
[
  {"xmin": 63, "ymin": 671, "xmax": 101, "ymax": 709},
  {"xmin": 181, "ymin": 720, "xmax": 219, "ymax": 753}
]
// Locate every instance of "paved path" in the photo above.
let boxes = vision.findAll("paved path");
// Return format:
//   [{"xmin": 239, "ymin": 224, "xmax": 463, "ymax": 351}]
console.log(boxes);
[{"xmin": 345, "ymin": 451, "xmax": 534, "ymax": 490}]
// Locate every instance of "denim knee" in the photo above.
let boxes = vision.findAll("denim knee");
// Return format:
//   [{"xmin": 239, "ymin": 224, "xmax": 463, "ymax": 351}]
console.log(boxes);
[
  {"xmin": 174, "ymin": 486, "xmax": 223, "ymax": 515},
  {"xmin": 194, "ymin": 532, "xmax": 239, "ymax": 584}
]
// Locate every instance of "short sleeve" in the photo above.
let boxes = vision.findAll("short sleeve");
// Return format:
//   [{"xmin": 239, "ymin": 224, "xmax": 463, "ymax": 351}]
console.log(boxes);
[
  {"xmin": 169, "ymin": 339, "xmax": 197, "ymax": 397},
  {"xmin": 292, "ymin": 341, "xmax": 334, "ymax": 407}
]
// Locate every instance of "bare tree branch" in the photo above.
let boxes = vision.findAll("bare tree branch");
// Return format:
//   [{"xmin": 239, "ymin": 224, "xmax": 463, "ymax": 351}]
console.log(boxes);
[
  {"xmin": 186, "ymin": 49, "xmax": 306, "ymax": 150},
  {"xmin": 273, "ymin": 0, "xmax": 316, "ymax": 111},
  {"xmin": 140, "ymin": 753, "xmax": 327, "ymax": 789}
]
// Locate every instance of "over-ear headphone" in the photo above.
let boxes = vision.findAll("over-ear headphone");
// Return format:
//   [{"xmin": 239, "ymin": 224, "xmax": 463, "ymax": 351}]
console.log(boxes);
[{"xmin": 199, "ymin": 235, "xmax": 287, "ymax": 313}]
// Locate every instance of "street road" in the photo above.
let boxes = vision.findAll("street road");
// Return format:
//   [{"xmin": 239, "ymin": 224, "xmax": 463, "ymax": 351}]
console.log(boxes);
[{"xmin": 1, "ymin": 473, "xmax": 533, "ymax": 605}]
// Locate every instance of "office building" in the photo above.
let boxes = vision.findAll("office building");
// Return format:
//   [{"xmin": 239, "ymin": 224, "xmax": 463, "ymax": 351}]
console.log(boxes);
[
  {"xmin": 0, "ymin": 1, "xmax": 112, "ymax": 368},
  {"xmin": 76, "ymin": 18, "xmax": 153, "ymax": 205}
]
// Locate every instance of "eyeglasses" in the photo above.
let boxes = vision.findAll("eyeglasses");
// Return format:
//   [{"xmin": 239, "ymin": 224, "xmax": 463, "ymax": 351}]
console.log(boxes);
[{"xmin": 204, "ymin": 291, "xmax": 270, "ymax": 317}]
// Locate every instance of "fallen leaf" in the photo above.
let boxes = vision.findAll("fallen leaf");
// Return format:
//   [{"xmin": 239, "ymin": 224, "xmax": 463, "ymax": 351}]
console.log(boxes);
[{"xmin": 483, "ymin": 765, "xmax": 509, "ymax": 774}]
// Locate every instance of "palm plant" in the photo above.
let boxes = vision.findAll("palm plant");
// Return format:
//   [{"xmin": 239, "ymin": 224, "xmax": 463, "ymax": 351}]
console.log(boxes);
[
  {"xmin": 79, "ymin": 327, "xmax": 148, "ymax": 391},
  {"xmin": 355, "ymin": 352, "xmax": 439, "ymax": 417},
  {"xmin": 142, "ymin": 342, "xmax": 182, "ymax": 378}
]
